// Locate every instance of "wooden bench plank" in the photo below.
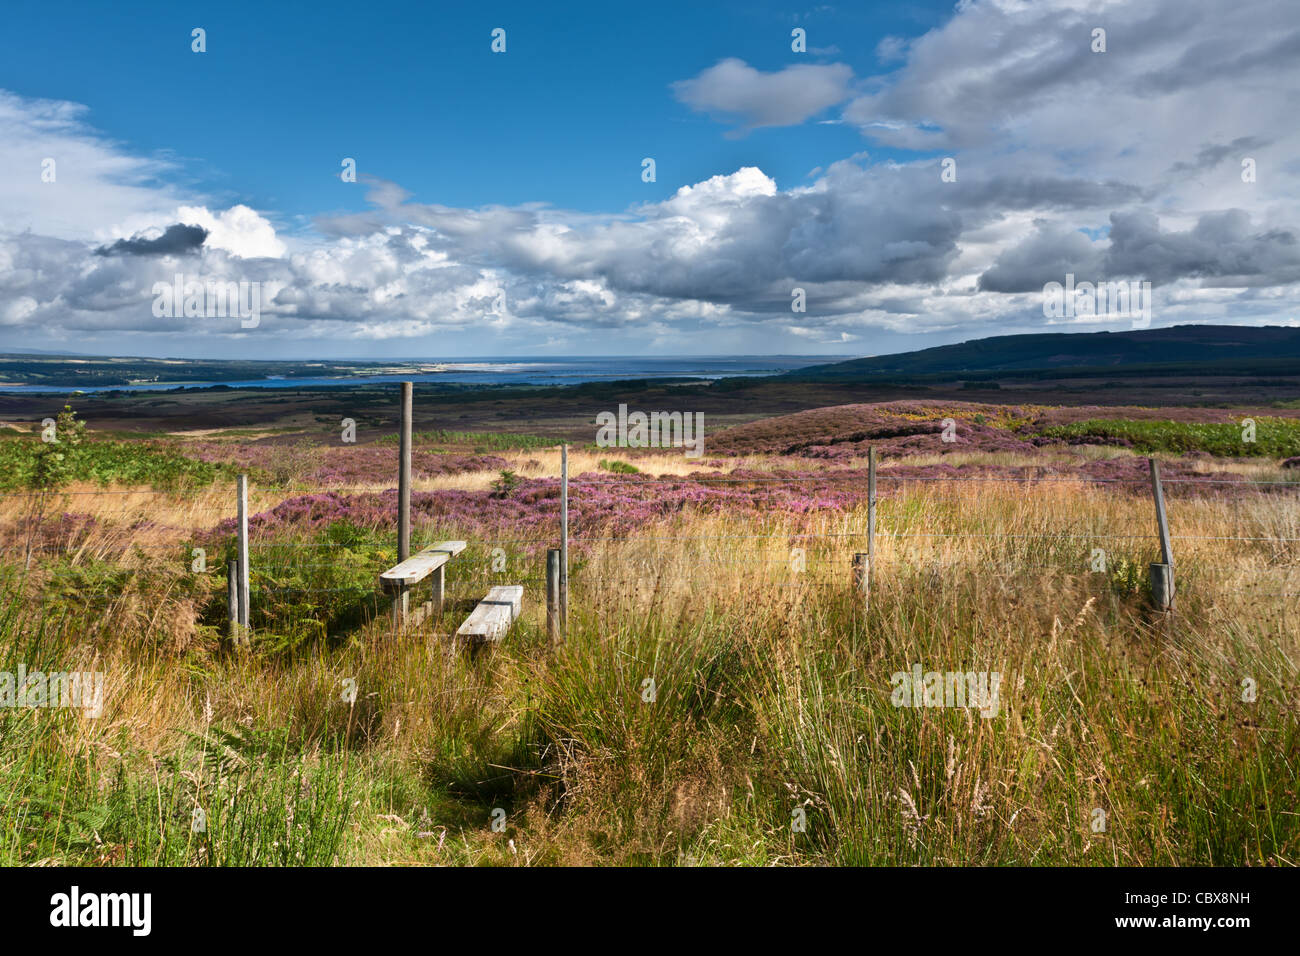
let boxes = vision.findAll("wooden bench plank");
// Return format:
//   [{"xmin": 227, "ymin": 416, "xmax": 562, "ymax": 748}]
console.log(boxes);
[
  {"xmin": 455, "ymin": 586, "xmax": 523, "ymax": 643},
  {"xmin": 379, "ymin": 541, "xmax": 466, "ymax": 592}
]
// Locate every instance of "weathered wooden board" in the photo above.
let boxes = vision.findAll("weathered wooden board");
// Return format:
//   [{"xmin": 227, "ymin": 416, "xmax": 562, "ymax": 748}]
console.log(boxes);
[
  {"xmin": 379, "ymin": 541, "xmax": 466, "ymax": 592},
  {"xmin": 455, "ymin": 586, "xmax": 524, "ymax": 643}
]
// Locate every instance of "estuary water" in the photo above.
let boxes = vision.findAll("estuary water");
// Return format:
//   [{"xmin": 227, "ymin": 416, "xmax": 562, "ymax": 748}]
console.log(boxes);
[{"xmin": 0, "ymin": 355, "xmax": 846, "ymax": 393}]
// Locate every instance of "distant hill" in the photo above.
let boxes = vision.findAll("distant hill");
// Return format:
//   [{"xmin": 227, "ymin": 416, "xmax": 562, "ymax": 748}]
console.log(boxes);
[{"xmin": 785, "ymin": 325, "xmax": 1300, "ymax": 382}]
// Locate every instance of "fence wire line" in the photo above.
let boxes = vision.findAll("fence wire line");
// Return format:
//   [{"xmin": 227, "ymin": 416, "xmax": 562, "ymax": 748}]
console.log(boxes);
[
  {"xmin": 6, "ymin": 459, "xmax": 1299, "ymax": 613},
  {"xmin": 16, "ymin": 555, "xmax": 1296, "ymax": 575},
  {"xmin": 3, "ymin": 470, "xmax": 1298, "ymax": 499},
  {"xmin": 7, "ymin": 529, "xmax": 1300, "ymax": 557},
  {"xmin": 23, "ymin": 575, "xmax": 1298, "ymax": 598},
  {"xmin": 569, "ymin": 474, "xmax": 1300, "ymax": 487},
  {"xmin": 260, "ymin": 578, "xmax": 550, "ymax": 595}
]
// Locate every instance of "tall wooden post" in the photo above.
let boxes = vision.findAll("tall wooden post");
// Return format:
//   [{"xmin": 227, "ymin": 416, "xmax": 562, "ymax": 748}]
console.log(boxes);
[
  {"xmin": 396, "ymin": 381, "xmax": 413, "ymax": 624},
  {"xmin": 560, "ymin": 444, "xmax": 569, "ymax": 638},
  {"xmin": 867, "ymin": 446, "xmax": 877, "ymax": 578},
  {"xmin": 546, "ymin": 548, "xmax": 561, "ymax": 642},
  {"xmin": 236, "ymin": 474, "xmax": 250, "ymax": 641},
  {"xmin": 1148, "ymin": 458, "xmax": 1174, "ymax": 610}
]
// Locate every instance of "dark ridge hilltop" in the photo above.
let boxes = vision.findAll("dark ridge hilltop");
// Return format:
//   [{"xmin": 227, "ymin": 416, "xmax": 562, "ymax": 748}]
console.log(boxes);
[{"xmin": 785, "ymin": 325, "xmax": 1300, "ymax": 382}]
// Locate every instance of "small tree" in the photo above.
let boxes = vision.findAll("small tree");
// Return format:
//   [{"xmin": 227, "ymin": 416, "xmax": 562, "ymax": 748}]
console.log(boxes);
[
  {"xmin": 30, "ymin": 405, "xmax": 85, "ymax": 489},
  {"xmin": 491, "ymin": 469, "xmax": 520, "ymax": 498}
]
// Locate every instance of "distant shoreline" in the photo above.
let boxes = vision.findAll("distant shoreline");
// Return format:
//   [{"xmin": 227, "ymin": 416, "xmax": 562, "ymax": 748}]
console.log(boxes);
[{"xmin": 0, "ymin": 355, "xmax": 835, "ymax": 394}]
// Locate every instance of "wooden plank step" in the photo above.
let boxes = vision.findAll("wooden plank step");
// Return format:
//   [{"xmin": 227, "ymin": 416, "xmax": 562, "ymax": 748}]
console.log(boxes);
[
  {"xmin": 379, "ymin": 541, "xmax": 466, "ymax": 592},
  {"xmin": 455, "ymin": 586, "xmax": 523, "ymax": 643}
]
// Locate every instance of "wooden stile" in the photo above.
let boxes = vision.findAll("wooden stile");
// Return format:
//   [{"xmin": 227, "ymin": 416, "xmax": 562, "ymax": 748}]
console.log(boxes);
[
  {"xmin": 456, "ymin": 585, "xmax": 524, "ymax": 644},
  {"xmin": 380, "ymin": 540, "xmax": 466, "ymax": 628}
]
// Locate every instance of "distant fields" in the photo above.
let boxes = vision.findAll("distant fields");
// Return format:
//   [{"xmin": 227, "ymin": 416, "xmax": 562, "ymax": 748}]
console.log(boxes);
[{"xmin": 1039, "ymin": 417, "xmax": 1300, "ymax": 457}]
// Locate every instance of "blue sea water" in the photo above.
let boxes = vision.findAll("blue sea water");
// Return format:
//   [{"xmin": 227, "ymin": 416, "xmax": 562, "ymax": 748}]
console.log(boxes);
[{"xmin": 0, "ymin": 355, "xmax": 847, "ymax": 394}]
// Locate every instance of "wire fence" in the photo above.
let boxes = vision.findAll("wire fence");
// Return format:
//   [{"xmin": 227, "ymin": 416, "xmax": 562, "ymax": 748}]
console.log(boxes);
[{"xmin": 2, "ymin": 460, "xmax": 1298, "ymax": 636}]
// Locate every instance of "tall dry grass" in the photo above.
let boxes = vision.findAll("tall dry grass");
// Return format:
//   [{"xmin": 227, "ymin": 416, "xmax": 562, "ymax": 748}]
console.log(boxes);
[{"xmin": 1, "ymin": 475, "xmax": 1296, "ymax": 865}]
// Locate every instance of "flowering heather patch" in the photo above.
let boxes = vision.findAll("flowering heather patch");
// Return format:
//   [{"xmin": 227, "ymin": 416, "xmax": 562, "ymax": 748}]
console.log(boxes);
[
  {"xmin": 182, "ymin": 440, "xmax": 506, "ymax": 486},
  {"xmin": 204, "ymin": 487, "xmax": 558, "ymax": 554},
  {"xmin": 708, "ymin": 401, "xmax": 1300, "ymax": 462},
  {"xmin": 798, "ymin": 421, "xmax": 1043, "ymax": 460},
  {"xmin": 183, "ymin": 440, "xmax": 318, "ymax": 471},
  {"xmin": 201, "ymin": 449, "xmax": 1292, "ymax": 556},
  {"xmin": 0, "ymin": 512, "xmax": 100, "ymax": 553},
  {"xmin": 202, "ymin": 470, "xmax": 874, "ymax": 553},
  {"xmin": 308, "ymin": 450, "xmax": 508, "ymax": 486},
  {"xmin": 877, "ymin": 458, "xmax": 1286, "ymax": 497},
  {"xmin": 705, "ymin": 402, "xmax": 1041, "ymax": 457}
]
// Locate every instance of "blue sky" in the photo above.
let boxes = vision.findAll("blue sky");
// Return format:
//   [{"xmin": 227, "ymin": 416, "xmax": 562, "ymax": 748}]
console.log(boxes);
[
  {"xmin": 1, "ymin": 0, "xmax": 949, "ymax": 221},
  {"xmin": 1, "ymin": 0, "xmax": 1297, "ymax": 359}
]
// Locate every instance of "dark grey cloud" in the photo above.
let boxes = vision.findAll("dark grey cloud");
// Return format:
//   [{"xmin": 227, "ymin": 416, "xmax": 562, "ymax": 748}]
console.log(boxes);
[
  {"xmin": 341, "ymin": 165, "xmax": 965, "ymax": 314},
  {"xmin": 953, "ymin": 175, "xmax": 1147, "ymax": 213},
  {"xmin": 94, "ymin": 222, "xmax": 208, "ymax": 257},
  {"xmin": 1134, "ymin": 27, "xmax": 1300, "ymax": 96},
  {"xmin": 844, "ymin": 0, "xmax": 1300, "ymax": 154},
  {"xmin": 979, "ymin": 209, "xmax": 1300, "ymax": 292},
  {"xmin": 1168, "ymin": 136, "xmax": 1271, "ymax": 176},
  {"xmin": 1107, "ymin": 208, "xmax": 1300, "ymax": 285},
  {"xmin": 671, "ymin": 58, "xmax": 854, "ymax": 132},
  {"xmin": 978, "ymin": 221, "xmax": 1106, "ymax": 293}
]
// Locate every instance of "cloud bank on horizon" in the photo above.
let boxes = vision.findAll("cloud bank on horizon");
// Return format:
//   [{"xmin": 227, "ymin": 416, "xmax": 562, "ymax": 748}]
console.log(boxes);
[{"xmin": 1, "ymin": 0, "xmax": 1298, "ymax": 358}]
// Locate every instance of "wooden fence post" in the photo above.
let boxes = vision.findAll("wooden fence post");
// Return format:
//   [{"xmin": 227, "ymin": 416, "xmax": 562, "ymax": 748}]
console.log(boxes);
[
  {"xmin": 546, "ymin": 548, "xmax": 561, "ymax": 642},
  {"xmin": 236, "ymin": 474, "xmax": 250, "ymax": 642},
  {"xmin": 1148, "ymin": 458, "xmax": 1175, "ymax": 610},
  {"xmin": 430, "ymin": 565, "xmax": 444, "ymax": 622},
  {"xmin": 227, "ymin": 557, "xmax": 238, "ymax": 641},
  {"xmin": 396, "ymin": 381, "xmax": 413, "ymax": 625},
  {"xmin": 1151, "ymin": 562, "xmax": 1174, "ymax": 612},
  {"xmin": 852, "ymin": 553, "xmax": 870, "ymax": 612},
  {"xmin": 560, "ymin": 444, "xmax": 569, "ymax": 639},
  {"xmin": 867, "ymin": 446, "xmax": 877, "ymax": 580}
]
